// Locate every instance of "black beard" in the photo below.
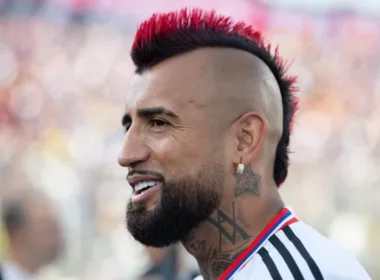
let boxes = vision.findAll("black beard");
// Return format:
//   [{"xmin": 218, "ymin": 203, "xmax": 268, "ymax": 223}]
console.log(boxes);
[{"xmin": 126, "ymin": 164, "xmax": 224, "ymax": 247}]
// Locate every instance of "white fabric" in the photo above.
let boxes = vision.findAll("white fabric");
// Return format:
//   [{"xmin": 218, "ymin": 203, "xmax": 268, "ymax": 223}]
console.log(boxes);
[
  {"xmin": 275, "ymin": 230, "xmax": 315, "ymax": 279},
  {"xmin": 1, "ymin": 261, "xmax": 34, "ymax": 280},
  {"xmin": 194, "ymin": 220, "xmax": 371, "ymax": 280}
]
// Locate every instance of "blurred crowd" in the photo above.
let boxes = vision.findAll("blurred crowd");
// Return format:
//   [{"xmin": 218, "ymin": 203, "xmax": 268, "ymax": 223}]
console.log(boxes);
[{"xmin": 0, "ymin": 1, "xmax": 379, "ymax": 279}]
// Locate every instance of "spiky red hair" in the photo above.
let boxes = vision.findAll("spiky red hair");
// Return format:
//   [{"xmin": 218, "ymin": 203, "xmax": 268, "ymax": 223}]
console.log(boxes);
[{"xmin": 131, "ymin": 8, "xmax": 299, "ymax": 187}]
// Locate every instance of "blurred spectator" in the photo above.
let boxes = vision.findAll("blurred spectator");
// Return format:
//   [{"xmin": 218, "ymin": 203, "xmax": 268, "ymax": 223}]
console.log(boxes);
[
  {"xmin": 138, "ymin": 246, "xmax": 200, "ymax": 280},
  {"xmin": 0, "ymin": 188, "xmax": 64, "ymax": 280},
  {"xmin": 138, "ymin": 247, "xmax": 175, "ymax": 280}
]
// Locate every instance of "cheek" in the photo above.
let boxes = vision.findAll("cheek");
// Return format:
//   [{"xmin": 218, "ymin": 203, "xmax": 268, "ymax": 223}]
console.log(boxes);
[{"xmin": 150, "ymin": 134, "xmax": 210, "ymax": 176}]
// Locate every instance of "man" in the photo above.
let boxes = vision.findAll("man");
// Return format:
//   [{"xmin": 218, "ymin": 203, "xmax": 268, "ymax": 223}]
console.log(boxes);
[
  {"xmin": 118, "ymin": 8, "xmax": 371, "ymax": 280},
  {"xmin": 0, "ymin": 188, "xmax": 63, "ymax": 280}
]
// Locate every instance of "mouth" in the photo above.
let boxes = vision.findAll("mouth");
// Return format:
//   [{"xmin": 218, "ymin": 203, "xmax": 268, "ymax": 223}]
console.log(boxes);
[
  {"xmin": 127, "ymin": 172, "xmax": 164, "ymax": 204},
  {"xmin": 131, "ymin": 181, "xmax": 162, "ymax": 204},
  {"xmin": 133, "ymin": 180, "xmax": 161, "ymax": 195}
]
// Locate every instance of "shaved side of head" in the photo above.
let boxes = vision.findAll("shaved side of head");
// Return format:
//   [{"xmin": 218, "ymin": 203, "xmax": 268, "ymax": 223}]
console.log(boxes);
[
  {"xmin": 146, "ymin": 47, "xmax": 283, "ymax": 151},
  {"xmin": 195, "ymin": 48, "xmax": 283, "ymax": 139}
]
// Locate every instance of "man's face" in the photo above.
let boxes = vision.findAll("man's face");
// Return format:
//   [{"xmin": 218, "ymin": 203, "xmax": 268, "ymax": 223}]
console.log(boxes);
[
  {"xmin": 23, "ymin": 201, "xmax": 63, "ymax": 266},
  {"xmin": 119, "ymin": 53, "xmax": 230, "ymax": 247}
]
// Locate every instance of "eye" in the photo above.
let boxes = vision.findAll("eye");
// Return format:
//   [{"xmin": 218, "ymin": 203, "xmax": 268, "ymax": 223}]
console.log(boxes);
[{"xmin": 151, "ymin": 118, "xmax": 169, "ymax": 127}]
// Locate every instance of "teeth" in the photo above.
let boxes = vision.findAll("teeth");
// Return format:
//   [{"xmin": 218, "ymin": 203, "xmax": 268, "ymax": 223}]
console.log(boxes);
[{"xmin": 134, "ymin": 181, "xmax": 159, "ymax": 192}]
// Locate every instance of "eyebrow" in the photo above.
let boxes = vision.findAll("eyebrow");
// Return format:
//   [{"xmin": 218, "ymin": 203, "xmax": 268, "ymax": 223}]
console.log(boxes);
[{"xmin": 121, "ymin": 106, "xmax": 179, "ymax": 126}]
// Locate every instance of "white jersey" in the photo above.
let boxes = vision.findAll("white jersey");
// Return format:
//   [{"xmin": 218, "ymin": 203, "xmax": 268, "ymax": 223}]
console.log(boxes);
[
  {"xmin": 194, "ymin": 207, "xmax": 371, "ymax": 280},
  {"xmin": 1, "ymin": 261, "xmax": 34, "ymax": 280}
]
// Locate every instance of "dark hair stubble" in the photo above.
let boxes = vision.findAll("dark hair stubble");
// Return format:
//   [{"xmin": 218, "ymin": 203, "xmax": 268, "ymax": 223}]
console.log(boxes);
[{"xmin": 126, "ymin": 161, "xmax": 225, "ymax": 247}]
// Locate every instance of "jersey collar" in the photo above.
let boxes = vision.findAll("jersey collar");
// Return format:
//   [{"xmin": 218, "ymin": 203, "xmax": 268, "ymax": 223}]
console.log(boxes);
[{"xmin": 218, "ymin": 207, "xmax": 298, "ymax": 280}]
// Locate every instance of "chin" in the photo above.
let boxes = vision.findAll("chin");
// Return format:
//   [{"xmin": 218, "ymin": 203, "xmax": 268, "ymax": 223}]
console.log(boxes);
[
  {"xmin": 126, "ymin": 168, "xmax": 224, "ymax": 247},
  {"xmin": 126, "ymin": 202, "xmax": 216, "ymax": 248}
]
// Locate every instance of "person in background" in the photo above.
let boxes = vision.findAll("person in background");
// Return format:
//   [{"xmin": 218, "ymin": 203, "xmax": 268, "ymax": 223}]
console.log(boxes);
[
  {"xmin": 0, "ymin": 188, "xmax": 63, "ymax": 280},
  {"xmin": 138, "ymin": 247, "xmax": 176, "ymax": 280},
  {"xmin": 138, "ymin": 246, "xmax": 199, "ymax": 280}
]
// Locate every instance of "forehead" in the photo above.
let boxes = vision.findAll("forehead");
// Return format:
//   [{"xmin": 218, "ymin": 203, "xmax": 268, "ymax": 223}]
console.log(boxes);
[{"xmin": 126, "ymin": 52, "xmax": 212, "ymax": 113}]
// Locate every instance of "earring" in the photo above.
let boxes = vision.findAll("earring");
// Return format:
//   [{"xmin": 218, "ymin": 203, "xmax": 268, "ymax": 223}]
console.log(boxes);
[{"xmin": 236, "ymin": 159, "xmax": 244, "ymax": 175}]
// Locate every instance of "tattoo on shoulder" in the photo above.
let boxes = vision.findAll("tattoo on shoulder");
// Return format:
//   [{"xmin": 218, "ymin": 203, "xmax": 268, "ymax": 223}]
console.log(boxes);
[{"xmin": 235, "ymin": 164, "xmax": 260, "ymax": 197}]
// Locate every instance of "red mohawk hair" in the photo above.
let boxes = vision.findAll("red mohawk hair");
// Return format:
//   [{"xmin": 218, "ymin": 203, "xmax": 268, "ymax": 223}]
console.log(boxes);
[
  {"xmin": 131, "ymin": 8, "xmax": 299, "ymax": 187},
  {"xmin": 133, "ymin": 9, "xmax": 264, "ymax": 50}
]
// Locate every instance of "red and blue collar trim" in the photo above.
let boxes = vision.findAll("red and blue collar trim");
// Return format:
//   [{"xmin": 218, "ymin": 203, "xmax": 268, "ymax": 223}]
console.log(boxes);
[{"xmin": 218, "ymin": 207, "xmax": 298, "ymax": 280}]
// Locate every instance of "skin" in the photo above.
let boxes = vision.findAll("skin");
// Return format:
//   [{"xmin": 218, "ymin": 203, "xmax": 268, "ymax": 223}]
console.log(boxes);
[
  {"xmin": 6, "ymin": 190, "xmax": 64, "ymax": 274},
  {"xmin": 119, "ymin": 47, "xmax": 285, "ymax": 279}
]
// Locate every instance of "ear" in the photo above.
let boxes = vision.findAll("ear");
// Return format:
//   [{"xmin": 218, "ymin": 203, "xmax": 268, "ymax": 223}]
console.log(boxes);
[{"xmin": 234, "ymin": 112, "xmax": 268, "ymax": 165}]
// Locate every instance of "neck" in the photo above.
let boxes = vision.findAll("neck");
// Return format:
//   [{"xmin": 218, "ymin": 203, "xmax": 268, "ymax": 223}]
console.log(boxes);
[
  {"xmin": 9, "ymin": 246, "xmax": 39, "ymax": 275},
  {"xmin": 181, "ymin": 166, "xmax": 284, "ymax": 280}
]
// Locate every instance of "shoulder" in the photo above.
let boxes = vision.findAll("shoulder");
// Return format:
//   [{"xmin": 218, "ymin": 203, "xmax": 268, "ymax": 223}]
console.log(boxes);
[
  {"xmin": 272, "ymin": 221, "xmax": 371, "ymax": 279},
  {"xmin": 233, "ymin": 221, "xmax": 371, "ymax": 279},
  {"xmin": 2, "ymin": 261, "xmax": 35, "ymax": 280}
]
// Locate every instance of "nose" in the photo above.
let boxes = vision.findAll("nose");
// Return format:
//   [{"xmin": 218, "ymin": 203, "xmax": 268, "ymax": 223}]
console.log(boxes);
[{"xmin": 118, "ymin": 130, "xmax": 150, "ymax": 168}]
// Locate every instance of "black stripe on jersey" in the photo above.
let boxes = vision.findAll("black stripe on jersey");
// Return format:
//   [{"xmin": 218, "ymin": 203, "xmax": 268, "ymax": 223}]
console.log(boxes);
[
  {"xmin": 258, "ymin": 247, "xmax": 283, "ymax": 280},
  {"xmin": 283, "ymin": 226, "xmax": 324, "ymax": 280},
  {"xmin": 270, "ymin": 234, "xmax": 305, "ymax": 280}
]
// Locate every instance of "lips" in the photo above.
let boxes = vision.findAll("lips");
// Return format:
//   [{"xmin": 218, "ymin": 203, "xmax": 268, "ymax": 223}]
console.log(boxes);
[
  {"xmin": 131, "ymin": 182, "xmax": 162, "ymax": 204},
  {"xmin": 127, "ymin": 173, "xmax": 164, "ymax": 196},
  {"xmin": 134, "ymin": 180, "xmax": 161, "ymax": 194}
]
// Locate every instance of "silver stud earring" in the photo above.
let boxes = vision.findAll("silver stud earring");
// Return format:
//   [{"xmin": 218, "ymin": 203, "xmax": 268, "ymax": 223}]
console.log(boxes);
[{"xmin": 236, "ymin": 163, "xmax": 244, "ymax": 175}]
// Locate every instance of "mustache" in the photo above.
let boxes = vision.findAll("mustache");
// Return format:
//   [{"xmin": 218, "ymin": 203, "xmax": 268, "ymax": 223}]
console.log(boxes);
[{"xmin": 127, "ymin": 169, "xmax": 165, "ymax": 181}]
